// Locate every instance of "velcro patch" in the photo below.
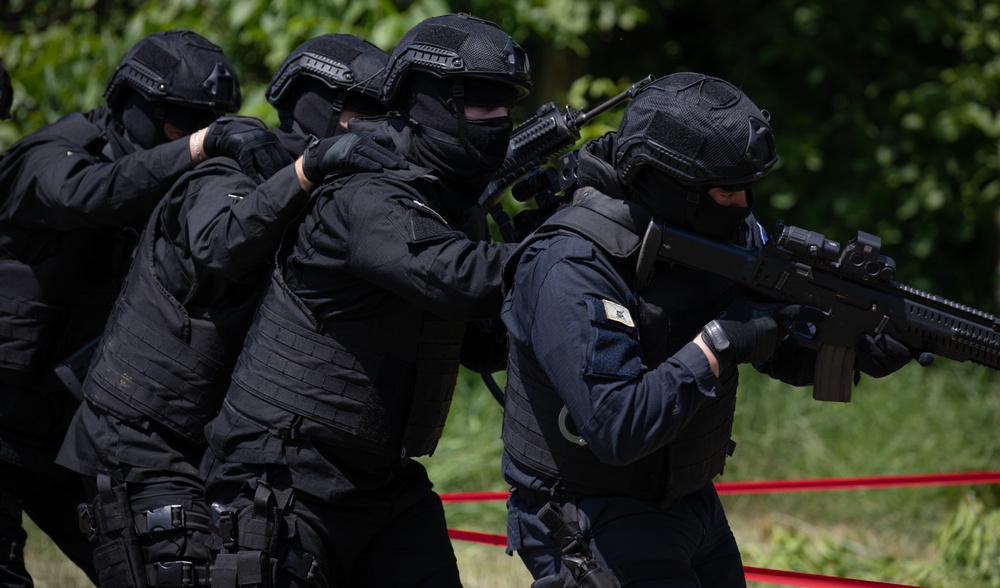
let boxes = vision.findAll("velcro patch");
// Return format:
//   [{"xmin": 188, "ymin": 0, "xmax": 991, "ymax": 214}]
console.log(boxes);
[{"xmin": 602, "ymin": 299, "xmax": 634, "ymax": 327}]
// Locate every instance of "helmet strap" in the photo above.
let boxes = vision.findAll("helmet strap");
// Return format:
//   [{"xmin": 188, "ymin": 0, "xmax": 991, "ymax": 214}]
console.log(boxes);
[
  {"xmin": 323, "ymin": 88, "xmax": 348, "ymax": 137},
  {"xmin": 684, "ymin": 187, "xmax": 701, "ymax": 226},
  {"xmin": 152, "ymin": 102, "xmax": 167, "ymax": 142},
  {"xmin": 451, "ymin": 78, "xmax": 469, "ymax": 148}
]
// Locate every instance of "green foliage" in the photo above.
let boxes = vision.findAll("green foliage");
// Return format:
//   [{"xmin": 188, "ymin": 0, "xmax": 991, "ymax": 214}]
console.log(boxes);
[
  {"xmin": 4, "ymin": 0, "xmax": 997, "ymax": 306},
  {"xmin": 933, "ymin": 493, "xmax": 1000, "ymax": 587},
  {"xmin": 741, "ymin": 492, "xmax": 1000, "ymax": 587}
]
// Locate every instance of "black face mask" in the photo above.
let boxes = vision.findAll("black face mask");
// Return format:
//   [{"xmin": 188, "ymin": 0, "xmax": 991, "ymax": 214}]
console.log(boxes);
[
  {"xmin": 110, "ymin": 91, "xmax": 217, "ymax": 158},
  {"xmin": 280, "ymin": 78, "xmax": 374, "ymax": 141},
  {"xmin": 106, "ymin": 92, "xmax": 154, "ymax": 158},
  {"xmin": 689, "ymin": 189, "xmax": 753, "ymax": 241},
  {"xmin": 402, "ymin": 75, "xmax": 514, "ymax": 208},
  {"xmin": 629, "ymin": 168, "xmax": 752, "ymax": 241},
  {"xmin": 628, "ymin": 168, "xmax": 688, "ymax": 226}
]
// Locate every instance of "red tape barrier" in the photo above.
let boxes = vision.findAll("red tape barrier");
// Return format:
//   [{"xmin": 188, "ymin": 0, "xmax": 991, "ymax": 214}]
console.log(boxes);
[
  {"xmin": 442, "ymin": 471, "xmax": 1000, "ymax": 588},
  {"xmin": 446, "ymin": 529, "xmax": 922, "ymax": 587},
  {"xmin": 713, "ymin": 470, "xmax": 1000, "ymax": 495},
  {"xmin": 743, "ymin": 566, "xmax": 922, "ymax": 587},
  {"xmin": 439, "ymin": 470, "xmax": 1000, "ymax": 503}
]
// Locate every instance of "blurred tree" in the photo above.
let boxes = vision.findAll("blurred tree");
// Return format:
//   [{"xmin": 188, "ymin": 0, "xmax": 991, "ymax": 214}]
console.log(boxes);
[{"xmin": 1, "ymin": 0, "xmax": 997, "ymax": 307}]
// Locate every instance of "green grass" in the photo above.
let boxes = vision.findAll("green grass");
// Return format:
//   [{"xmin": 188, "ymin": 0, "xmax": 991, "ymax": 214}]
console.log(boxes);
[
  {"xmin": 25, "ymin": 360, "xmax": 1000, "ymax": 587},
  {"xmin": 22, "ymin": 517, "xmax": 93, "ymax": 587}
]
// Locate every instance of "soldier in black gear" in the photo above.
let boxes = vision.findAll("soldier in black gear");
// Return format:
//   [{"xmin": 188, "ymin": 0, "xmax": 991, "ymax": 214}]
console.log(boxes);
[
  {"xmin": 199, "ymin": 13, "xmax": 531, "ymax": 588},
  {"xmin": 499, "ymin": 73, "xmax": 920, "ymax": 587},
  {"xmin": 54, "ymin": 34, "xmax": 401, "ymax": 588},
  {"xmin": 0, "ymin": 58, "xmax": 12, "ymax": 120},
  {"xmin": 0, "ymin": 30, "xmax": 284, "ymax": 588}
]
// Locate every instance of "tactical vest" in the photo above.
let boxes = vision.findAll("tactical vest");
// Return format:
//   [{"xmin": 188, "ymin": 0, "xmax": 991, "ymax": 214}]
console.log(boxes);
[
  {"xmin": 228, "ymin": 266, "xmax": 467, "ymax": 460},
  {"xmin": 0, "ymin": 113, "xmax": 121, "ymax": 374},
  {"xmin": 502, "ymin": 188, "xmax": 757, "ymax": 506},
  {"xmin": 84, "ymin": 193, "xmax": 263, "ymax": 444}
]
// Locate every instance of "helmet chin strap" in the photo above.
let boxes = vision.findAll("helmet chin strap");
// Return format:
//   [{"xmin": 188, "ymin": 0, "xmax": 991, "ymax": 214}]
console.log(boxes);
[
  {"xmin": 684, "ymin": 186, "xmax": 702, "ymax": 226},
  {"xmin": 451, "ymin": 78, "xmax": 469, "ymax": 150},
  {"xmin": 322, "ymin": 88, "xmax": 348, "ymax": 138}
]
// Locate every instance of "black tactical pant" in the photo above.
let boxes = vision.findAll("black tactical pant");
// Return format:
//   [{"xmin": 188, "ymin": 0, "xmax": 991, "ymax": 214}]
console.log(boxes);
[
  {"xmin": 61, "ymin": 405, "xmax": 215, "ymax": 588},
  {"xmin": 0, "ymin": 463, "xmax": 99, "ymax": 588},
  {"xmin": 79, "ymin": 471, "xmax": 214, "ymax": 588},
  {"xmin": 507, "ymin": 482, "xmax": 746, "ymax": 587},
  {"xmin": 0, "ymin": 376, "xmax": 98, "ymax": 587},
  {"xmin": 203, "ymin": 459, "xmax": 463, "ymax": 588}
]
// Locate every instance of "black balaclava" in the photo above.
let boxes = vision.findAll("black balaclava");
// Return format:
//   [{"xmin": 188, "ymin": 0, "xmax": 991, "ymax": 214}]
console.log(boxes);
[
  {"xmin": 276, "ymin": 78, "xmax": 387, "ymax": 156},
  {"xmin": 690, "ymin": 186, "xmax": 753, "ymax": 240},
  {"xmin": 108, "ymin": 89, "xmax": 216, "ymax": 159},
  {"xmin": 402, "ymin": 74, "xmax": 515, "ymax": 211},
  {"xmin": 629, "ymin": 165, "xmax": 752, "ymax": 241}
]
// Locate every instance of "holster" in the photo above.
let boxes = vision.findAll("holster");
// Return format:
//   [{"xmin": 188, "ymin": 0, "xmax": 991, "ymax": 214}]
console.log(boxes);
[{"xmin": 537, "ymin": 501, "xmax": 621, "ymax": 588}]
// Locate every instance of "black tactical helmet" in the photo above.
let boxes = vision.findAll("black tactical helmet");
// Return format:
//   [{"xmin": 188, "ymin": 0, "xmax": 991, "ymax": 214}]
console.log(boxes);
[
  {"xmin": 0, "ymin": 59, "xmax": 11, "ymax": 120},
  {"xmin": 104, "ymin": 30, "xmax": 240, "ymax": 115},
  {"xmin": 615, "ymin": 72, "xmax": 777, "ymax": 187},
  {"xmin": 266, "ymin": 34, "xmax": 387, "ymax": 113},
  {"xmin": 381, "ymin": 13, "xmax": 531, "ymax": 107}
]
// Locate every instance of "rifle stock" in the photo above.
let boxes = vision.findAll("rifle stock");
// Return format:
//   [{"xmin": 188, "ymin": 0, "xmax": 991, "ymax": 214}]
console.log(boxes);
[{"xmin": 643, "ymin": 219, "xmax": 1000, "ymax": 402}]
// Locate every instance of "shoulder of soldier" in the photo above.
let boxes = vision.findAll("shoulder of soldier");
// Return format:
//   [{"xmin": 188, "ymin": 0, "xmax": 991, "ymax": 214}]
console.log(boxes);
[
  {"xmin": 9, "ymin": 111, "xmax": 99, "ymax": 151},
  {"xmin": 508, "ymin": 232, "xmax": 596, "ymax": 280},
  {"xmin": 318, "ymin": 167, "xmax": 433, "ymax": 208}
]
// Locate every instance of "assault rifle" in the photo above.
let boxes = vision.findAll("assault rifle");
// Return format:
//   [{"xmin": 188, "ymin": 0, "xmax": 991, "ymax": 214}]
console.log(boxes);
[
  {"xmin": 480, "ymin": 75, "xmax": 655, "ymax": 242},
  {"xmin": 638, "ymin": 219, "xmax": 1000, "ymax": 402}
]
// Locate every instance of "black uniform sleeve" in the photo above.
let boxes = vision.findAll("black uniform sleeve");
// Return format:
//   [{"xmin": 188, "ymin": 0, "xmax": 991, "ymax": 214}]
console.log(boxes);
[
  {"xmin": 185, "ymin": 163, "xmax": 308, "ymax": 282},
  {"xmin": 320, "ymin": 174, "xmax": 516, "ymax": 321},
  {"xmin": 0, "ymin": 130, "xmax": 193, "ymax": 230}
]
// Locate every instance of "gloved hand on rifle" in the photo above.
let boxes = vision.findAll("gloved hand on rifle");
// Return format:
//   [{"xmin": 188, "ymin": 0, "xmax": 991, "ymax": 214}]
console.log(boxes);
[
  {"xmin": 202, "ymin": 116, "xmax": 292, "ymax": 183},
  {"xmin": 854, "ymin": 332, "xmax": 934, "ymax": 378},
  {"xmin": 700, "ymin": 298, "xmax": 827, "ymax": 374},
  {"xmin": 300, "ymin": 131, "xmax": 407, "ymax": 184}
]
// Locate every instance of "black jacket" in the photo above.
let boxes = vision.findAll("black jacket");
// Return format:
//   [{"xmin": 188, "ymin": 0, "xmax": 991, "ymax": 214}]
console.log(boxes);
[{"xmin": 203, "ymin": 115, "xmax": 515, "ymax": 498}]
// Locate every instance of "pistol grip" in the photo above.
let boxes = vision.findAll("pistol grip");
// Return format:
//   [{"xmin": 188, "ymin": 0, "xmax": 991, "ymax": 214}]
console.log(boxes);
[{"xmin": 813, "ymin": 344, "xmax": 856, "ymax": 402}]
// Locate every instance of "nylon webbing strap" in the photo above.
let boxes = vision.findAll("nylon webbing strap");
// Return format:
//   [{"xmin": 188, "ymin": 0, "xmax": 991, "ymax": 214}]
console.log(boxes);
[
  {"xmin": 134, "ymin": 504, "xmax": 212, "ymax": 535},
  {"xmin": 94, "ymin": 472, "xmax": 132, "ymax": 534},
  {"xmin": 210, "ymin": 552, "xmax": 267, "ymax": 587}
]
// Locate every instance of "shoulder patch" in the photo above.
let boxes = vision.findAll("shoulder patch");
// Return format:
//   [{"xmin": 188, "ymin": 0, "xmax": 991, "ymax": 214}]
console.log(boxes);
[
  {"xmin": 602, "ymin": 299, "xmax": 635, "ymax": 327},
  {"xmin": 403, "ymin": 199, "xmax": 452, "ymax": 243}
]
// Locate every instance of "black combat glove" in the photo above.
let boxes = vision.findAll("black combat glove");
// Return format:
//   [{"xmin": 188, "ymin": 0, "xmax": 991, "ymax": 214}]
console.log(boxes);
[
  {"xmin": 203, "ymin": 116, "xmax": 292, "ymax": 183},
  {"xmin": 301, "ymin": 132, "xmax": 407, "ymax": 184},
  {"xmin": 701, "ymin": 299, "xmax": 827, "ymax": 372},
  {"xmin": 854, "ymin": 332, "xmax": 934, "ymax": 378}
]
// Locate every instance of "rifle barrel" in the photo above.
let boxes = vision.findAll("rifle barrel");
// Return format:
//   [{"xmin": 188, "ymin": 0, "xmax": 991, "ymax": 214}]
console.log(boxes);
[{"xmin": 578, "ymin": 75, "xmax": 655, "ymax": 125}]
